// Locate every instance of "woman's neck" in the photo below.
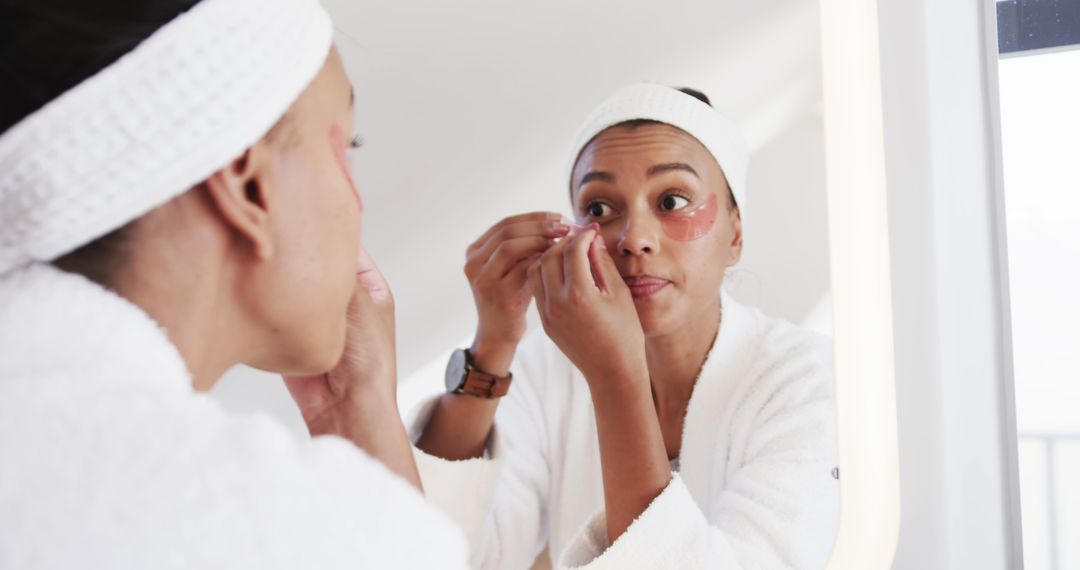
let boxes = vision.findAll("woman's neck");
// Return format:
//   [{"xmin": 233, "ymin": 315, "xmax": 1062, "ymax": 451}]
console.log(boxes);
[
  {"xmin": 114, "ymin": 248, "xmax": 242, "ymax": 392},
  {"xmin": 644, "ymin": 294, "xmax": 722, "ymax": 413}
]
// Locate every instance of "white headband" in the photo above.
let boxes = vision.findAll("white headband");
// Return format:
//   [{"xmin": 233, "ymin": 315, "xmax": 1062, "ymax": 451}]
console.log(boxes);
[
  {"xmin": 567, "ymin": 83, "xmax": 749, "ymax": 223},
  {"xmin": 0, "ymin": 0, "xmax": 333, "ymax": 275}
]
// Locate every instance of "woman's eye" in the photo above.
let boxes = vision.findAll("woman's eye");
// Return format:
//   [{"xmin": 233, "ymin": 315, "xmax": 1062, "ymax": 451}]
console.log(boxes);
[
  {"xmin": 585, "ymin": 202, "xmax": 612, "ymax": 218},
  {"xmin": 660, "ymin": 195, "xmax": 691, "ymax": 212}
]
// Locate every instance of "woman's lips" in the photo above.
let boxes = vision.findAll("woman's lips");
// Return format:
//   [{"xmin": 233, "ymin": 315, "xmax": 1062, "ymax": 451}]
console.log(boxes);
[{"xmin": 622, "ymin": 275, "xmax": 670, "ymax": 299}]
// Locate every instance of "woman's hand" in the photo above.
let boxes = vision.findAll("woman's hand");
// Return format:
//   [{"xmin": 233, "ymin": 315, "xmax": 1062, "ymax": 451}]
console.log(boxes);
[
  {"xmin": 283, "ymin": 247, "xmax": 396, "ymax": 436},
  {"xmin": 528, "ymin": 227, "xmax": 648, "ymax": 390},
  {"xmin": 413, "ymin": 214, "xmax": 568, "ymax": 462},
  {"xmin": 532, "ymin": 228, "xmax": 669, "ymax": 542},
  {"xmin": 465, "ymin": 212, "xmax": 570, "ymax": 372},
  {"xmin": 282, "ymin": 248, "xmax": 424, "ymax": 490},
  {"xmin": 532, "ymin": 229, "xmax": 672, "ymax": 543}
]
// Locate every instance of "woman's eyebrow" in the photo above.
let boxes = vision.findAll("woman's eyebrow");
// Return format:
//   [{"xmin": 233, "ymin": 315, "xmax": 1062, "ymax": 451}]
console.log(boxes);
[
  {"xmin": 647, "ymin": 162, "xmax": 700, "ymax": 179},
  {"xmin": 579, "ymin": 170, "xmax": 615, "ymax": 186}
]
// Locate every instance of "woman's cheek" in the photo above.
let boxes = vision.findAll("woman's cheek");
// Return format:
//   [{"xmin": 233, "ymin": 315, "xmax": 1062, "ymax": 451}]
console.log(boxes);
[
  {"xmin": 661, "ymin": 193, "xmax": 719, "ymax": 241},
  {"xmin": 329, "ymin": 125, "xmax": 363, "ymax": 210}
]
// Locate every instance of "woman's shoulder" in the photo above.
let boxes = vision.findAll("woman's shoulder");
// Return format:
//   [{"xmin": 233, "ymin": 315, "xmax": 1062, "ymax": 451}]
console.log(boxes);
[
  {"xmin": 727, "ymin": 299, "xmax": 835, "ymax": 407},
  {"xmin": 732, "ymin": 296, "xmax": 833, "ymax": 370},
  {"xmin": 3, "ymin": 383, "xmax": 464, "ymax": 567}
]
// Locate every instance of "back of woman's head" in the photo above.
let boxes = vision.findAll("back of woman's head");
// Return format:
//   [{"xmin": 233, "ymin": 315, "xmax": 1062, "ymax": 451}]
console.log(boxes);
[
  {"xmin": 1, "ymin": 0, "xmax": 201, "ymax": 134},
  {"xmin": 1, "ymin": 0, "xmax": 356, "ymax": 377},
  {"xmin": 1, "ymin": 0, "xmax": 201, "ymax": 284}
]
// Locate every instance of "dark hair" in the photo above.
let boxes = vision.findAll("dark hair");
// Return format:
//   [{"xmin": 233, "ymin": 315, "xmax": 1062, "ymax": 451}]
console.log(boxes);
[
  {"xmin": 675, "ymin": 86, "xmax": 711, "ymax": 106},
  {"xmin": 1, "ymin": 1, "xmax": 200, "ymax": 286},
  {"xmin": 1, "ymin": 1, "xmax": 202, "ymax": 134}
]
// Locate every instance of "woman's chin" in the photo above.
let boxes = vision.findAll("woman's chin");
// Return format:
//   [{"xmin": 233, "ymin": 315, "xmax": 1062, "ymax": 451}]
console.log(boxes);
[
  {"xmin": 276, "ymin": 322, "xmax": 347, "ymax": 376},
  {"xmin": 249, "ymin": 342, "xmax": 341, "ymax": 377},
  {"xmin": 635, "ymin": 307, "xmax": 674, "ymax": 337}
]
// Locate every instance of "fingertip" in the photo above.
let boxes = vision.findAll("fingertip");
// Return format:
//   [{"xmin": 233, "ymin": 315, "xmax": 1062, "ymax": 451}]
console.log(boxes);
[
  {"xmin": 548, "ymin": 222, "xmax": 571, "ymax": 237},
  {"xmin": 576, "ymin": 227, "xmax": 597, "ymax": 250},
  {"xmin": 588, "ymin": 233, "xmax": 601, "ymax": 258}
]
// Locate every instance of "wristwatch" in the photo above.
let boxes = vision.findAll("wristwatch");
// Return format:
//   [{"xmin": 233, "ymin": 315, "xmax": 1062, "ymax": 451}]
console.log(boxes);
[{"xmin": 445, "ymin": 348, "xmax": 513, "ymax": 399}]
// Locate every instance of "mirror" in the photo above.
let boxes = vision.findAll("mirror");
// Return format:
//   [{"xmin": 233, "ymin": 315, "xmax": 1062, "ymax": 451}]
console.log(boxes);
[{"xmin": 211, "ymin": 1, "xmax": 846, "ymax": 568}]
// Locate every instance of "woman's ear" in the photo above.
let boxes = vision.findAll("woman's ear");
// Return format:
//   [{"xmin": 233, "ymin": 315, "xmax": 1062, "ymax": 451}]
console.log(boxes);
[
  {"xmin": 201, "ymin": 144, "xmax": 276, "ymax": 260},
  {"xmin": 726, "ymin": 206, "xmax": 743, "ymax": 267}
]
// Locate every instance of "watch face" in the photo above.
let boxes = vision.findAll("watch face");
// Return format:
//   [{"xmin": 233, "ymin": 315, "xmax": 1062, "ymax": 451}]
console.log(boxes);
[{"xmin": 445, "ymin": 349, "xmax": 468, "ymax": 392}]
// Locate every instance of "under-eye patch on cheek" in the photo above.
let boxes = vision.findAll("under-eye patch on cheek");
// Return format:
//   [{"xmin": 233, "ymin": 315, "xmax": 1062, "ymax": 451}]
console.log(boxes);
[
  {"xmin": 661, "ymin": 193, "xmax": 719, "ymax": 241},
  {"xmin": 329, "ymin": 125, "xmax": 362, "ymax": 209}
]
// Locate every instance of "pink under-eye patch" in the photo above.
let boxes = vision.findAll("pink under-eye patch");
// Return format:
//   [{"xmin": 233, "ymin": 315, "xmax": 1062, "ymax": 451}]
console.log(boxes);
[
  {"xmin": 329, "ymin": 125, "xmax": 362, "ymax": 209},
  {"xmin": 661, "ymin": 193, "xmax": 719, "ymax": 241}
]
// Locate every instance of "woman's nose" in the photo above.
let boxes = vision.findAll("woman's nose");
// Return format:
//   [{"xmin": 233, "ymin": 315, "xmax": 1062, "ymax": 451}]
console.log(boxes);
[{"xmin": 617, "ymin": 213, "xmax": 660, "ymax": 256}]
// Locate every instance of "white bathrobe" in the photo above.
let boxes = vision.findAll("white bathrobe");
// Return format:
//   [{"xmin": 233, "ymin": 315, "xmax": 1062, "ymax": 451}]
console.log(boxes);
[
  {"xmin": 410, "ymin": 291, "xmax": 839, "ymax": 569},
  {"xmin": 0, "ymin": 264, "xmax": 469, "ymax": 570}
]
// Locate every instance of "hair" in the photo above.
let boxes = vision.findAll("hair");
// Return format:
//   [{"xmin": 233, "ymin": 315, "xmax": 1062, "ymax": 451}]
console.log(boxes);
[
  {"xmin": 2, "ymin": 1, "xmax": 209, "ymax": 287},
  {"xmin": 1, "ymin": 0, "xmax": 203, "ymax": 134},
  {"xmin": 572, "ymin": 86, "xmax": 738, "ymax": 212},
  {"xmin": 675, "ymin": 87, "xmax": 711, "ymax": 106}
]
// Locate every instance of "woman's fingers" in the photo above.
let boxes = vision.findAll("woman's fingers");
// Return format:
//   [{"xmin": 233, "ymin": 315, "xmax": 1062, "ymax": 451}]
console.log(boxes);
[
  {"xmin": 527, "ymin": 258, "xmax": 546, "ymax": 311},
  {"xmin": 346, "ymin": 277, "xmax": 394, "ymax": 337},
  {"xmin": 467, "ymin": 212, "xmax": 564, "ymax": 255},
  {"xmin": 505, "ymin": 251, "xmax": 542, "ymax": 292},
  {"xmin": 469, "ymin": 212, "xmax": 556, "ymax": 251},
  {"xmin": 564, "ymin": 229, "xmax": 600, "ymax": 293},
  {"xmin": 472, "ymin": 217, "xmax": 568, "ymax": 264},
  {"xmin": 466, "ymin": 219, "xmax": 568, "ymax": 279},
  {"xmin": 587, "ymin": 232, "xmax": 621, "ymax": 294},
  {"xmin": 480, "ymin": 235, "xmax": 556, "ymax": 281},
  {"xmin": 540, "ymin": 233, "xmax": 570, "ymax": 297},
  {"xmin": 356, "ymin": 246, "xmax": 392, "ymax": 307}
]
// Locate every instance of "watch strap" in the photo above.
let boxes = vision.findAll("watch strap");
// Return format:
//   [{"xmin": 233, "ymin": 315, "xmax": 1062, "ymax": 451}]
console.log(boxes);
[
  {"xmin": 459, "ymin": 369, "xmax": 513, "ymax": 398},
  {"xmin": 456, "ymin": 349, "xmax": 513, "ymax": 398}
]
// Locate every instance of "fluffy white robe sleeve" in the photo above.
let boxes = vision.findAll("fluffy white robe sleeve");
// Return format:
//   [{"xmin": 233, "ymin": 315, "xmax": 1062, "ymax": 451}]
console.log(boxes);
[
  {"xmin": 410, "ymin": 294, "xmax": 838, "ymax": 570},
  {"xmin": 410, "ymin": 332, "xmax": 556, "ymax": 569},
  {"xmin": 0, "ymin": 265, "xmax": 470, "ymax": 570}
]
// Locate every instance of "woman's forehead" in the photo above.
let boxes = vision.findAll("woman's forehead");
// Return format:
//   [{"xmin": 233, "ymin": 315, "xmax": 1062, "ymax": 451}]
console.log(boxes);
[{"xmin": 573, "ymin": 123, "xmax": 719, "ymax": 181}]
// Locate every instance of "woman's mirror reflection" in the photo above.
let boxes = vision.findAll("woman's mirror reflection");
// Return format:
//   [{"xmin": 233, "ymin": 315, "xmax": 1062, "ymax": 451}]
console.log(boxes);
[{"xmin": 414, "ymin": 85, "xmax": 839, "ymax": 569}]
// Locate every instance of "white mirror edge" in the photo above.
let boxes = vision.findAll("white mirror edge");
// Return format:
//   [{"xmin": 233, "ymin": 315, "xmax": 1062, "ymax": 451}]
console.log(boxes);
[{"xmin": 819, "ymin": 0, "xmax": 901, "ymax": 566}]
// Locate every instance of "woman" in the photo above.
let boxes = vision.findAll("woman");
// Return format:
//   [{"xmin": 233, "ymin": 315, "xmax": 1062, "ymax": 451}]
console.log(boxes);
[
  {"xmin": 413, "ymin": 84, "xmax": 839, "ymax": 569},
  {"xmin": 0, "ymin": 1, "xmax": 466, "ymax": 568}
]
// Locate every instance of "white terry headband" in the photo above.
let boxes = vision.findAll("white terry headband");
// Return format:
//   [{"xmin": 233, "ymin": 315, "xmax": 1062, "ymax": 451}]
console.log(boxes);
[
  {"xmin": 566, "ymin": 83, "xmax": 749, "ymax": 223},
  {"xmin": 0, "ymin": 0, "xmax": 333, "ymax": 275}
]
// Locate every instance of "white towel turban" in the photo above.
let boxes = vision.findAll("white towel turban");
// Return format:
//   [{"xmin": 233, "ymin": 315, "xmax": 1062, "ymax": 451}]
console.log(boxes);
[
  {"xmin": 0, "ymin": 0, "xmax": 333, "ymax": 275},
  {"xmin": 566, "ymin": 84, "xmax": 749, "ymax": 223}
]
